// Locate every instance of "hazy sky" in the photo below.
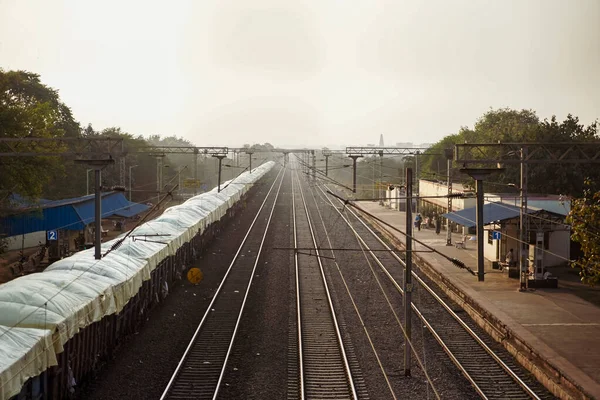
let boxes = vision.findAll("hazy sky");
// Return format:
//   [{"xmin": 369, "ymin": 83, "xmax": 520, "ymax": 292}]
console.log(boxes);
[{"xmin": 1, "ymin": 0, "xmax": 599, "ymax": 148}]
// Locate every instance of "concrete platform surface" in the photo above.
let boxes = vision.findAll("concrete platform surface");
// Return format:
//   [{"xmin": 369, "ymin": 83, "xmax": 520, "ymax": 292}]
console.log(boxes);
[{"xmin": 360, "ymin": 202, "xmax": 600, "ymax": 399}]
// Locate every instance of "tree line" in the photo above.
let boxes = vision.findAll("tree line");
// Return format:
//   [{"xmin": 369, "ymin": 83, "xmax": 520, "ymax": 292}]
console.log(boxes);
[{"xmin": 0, "ymin": 69, "xmax": 278, "ymax": 214}]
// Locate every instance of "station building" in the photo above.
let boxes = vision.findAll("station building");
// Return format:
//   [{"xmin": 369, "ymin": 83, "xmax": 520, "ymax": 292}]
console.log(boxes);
[{"xmin": 385, "ymin": 179, "xmax": 572, "ymax": 278}]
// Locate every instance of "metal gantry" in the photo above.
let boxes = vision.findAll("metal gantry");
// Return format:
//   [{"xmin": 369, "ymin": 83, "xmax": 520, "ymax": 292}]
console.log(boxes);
[
  {"xmin": 455, "ymin": 142, "xmax": 600, "ymax": 164},
  {"xmin": 132, "ymin": 146, "xmax": 228, "ymax": 195},
  {"xmin": 345, "ymin": 146, "xmax": 433, "ymax": 156},
  {"xmin": 344, "ymin": 147, "xmax": 438, "ymax": 195}
]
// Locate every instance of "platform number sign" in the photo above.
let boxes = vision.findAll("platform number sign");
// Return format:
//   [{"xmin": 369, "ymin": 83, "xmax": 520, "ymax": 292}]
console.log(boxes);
[
  {"xmin": 47, "ymin": 230, "xmax": 58, "ymax": 241},
  {"xmin": 492, "ymin": 231, "xmax": 501, "ymax": 240}
]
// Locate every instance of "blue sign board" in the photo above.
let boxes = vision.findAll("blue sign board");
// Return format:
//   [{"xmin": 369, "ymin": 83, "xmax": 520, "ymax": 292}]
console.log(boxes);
[
  {"xmin": 492, "ymin": 231, "xmax": 501, "ymax": 240},
  {"xmin": 47, "ymin": 230, "xmax": 58, "ymax": 241}
]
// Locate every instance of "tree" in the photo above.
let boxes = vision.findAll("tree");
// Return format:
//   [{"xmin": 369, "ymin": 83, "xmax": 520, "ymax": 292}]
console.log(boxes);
[
  {"xmin": 0, "ymin": 69, "xmax": 80, "ymax": 205},
  {"xmin": 421, "ymin": 108, "xmax": 600, "ymax": 197},
  {"xmin": 567, "ymin": 179, "xmax": 600, "ymax": 285}
]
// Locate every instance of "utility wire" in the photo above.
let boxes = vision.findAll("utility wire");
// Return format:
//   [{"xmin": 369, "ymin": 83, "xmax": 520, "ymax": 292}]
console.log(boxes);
[{"xmin": 326, "ymin": 190, "xmax": 474, "ymax": 275}]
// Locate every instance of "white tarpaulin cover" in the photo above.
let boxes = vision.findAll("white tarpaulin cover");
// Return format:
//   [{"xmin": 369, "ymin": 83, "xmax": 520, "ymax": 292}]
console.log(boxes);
[
  {"xmin": 0, "ymin": 162, "xmax": 274, "ymax": 400},
  {"xmin": 0, "ymin": 326, "xmax": 57, "ymax": 400}
]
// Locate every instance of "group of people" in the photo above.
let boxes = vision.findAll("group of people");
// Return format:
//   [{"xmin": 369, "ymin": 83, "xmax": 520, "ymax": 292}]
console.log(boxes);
[{"xmin": 414, "ymin": 213, "xmax": 442, "ymax": 234}]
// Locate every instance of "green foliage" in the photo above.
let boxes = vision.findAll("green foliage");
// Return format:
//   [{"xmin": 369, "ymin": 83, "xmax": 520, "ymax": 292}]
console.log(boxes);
[
  {"xmin": 420, "ymin": 108, "xmax": 600, "ymax": 197},
  {"xmin": 567, "ymin": 179, "xmax": 600, "ymax": 286},
  {"xmin": 0, "ymin": 69, "xmax": 79, "ymax": 204}
]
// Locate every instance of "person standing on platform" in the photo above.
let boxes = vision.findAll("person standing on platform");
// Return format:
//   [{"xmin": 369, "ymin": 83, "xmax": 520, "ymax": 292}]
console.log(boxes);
[
  {"xmin": 415, "ymin": 213, "xmax": 422, "ymax": 231},
  {"xmin": 506, "ymin": 248, "xmax": 516, "ymax": 267},
  {"xmin": 435, "ymin": 215, "xmax": 441, "ymax": 234}
]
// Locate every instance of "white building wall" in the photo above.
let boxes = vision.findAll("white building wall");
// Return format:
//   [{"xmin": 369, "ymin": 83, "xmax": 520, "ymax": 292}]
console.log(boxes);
[
  {"xmin": 418, "ymin": 180, "xmax": 475, "ymax": 211},
  {"xmin": 545, "ymin": 230, "xmax": 570, "ymax": 267},
  {"xmin": 483, "ymin": 229, "xmax": 497, "ymax": 261},
  {"xmin": 4, "ymin": 231, "xmax": 46, "ymax": 251}
]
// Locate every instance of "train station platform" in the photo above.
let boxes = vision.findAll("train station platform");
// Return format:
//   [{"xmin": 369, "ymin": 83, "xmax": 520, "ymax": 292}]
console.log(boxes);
[{"xmin": 359, "ymin": 202, "xmax": 600, "ymax": 400}]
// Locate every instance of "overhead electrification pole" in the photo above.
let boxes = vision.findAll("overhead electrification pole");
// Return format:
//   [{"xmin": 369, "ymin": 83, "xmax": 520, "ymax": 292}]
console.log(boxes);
[
  {"xmin": 379, "ymin": 151, "xmax": 384, "ymax": 205},
  {"xmin": 415, "ymin": 151, "xmax": 420, "ymax": 213},
  {"xmin": 193, "ymin": 148, "xmax": 199, "ymax": 196},
  {"xmin": 519, "ymin": 147, "xmax": 528, "ymax": 290},
  {"xmin": 445, "ymin": 148, "xmax": 453, "ymax": 246},
  {"xmin": 214, "ymin": 155, "xmax": 226, "ymax": 192},
  {"xmin": 404, "ymin": 167, "xmax": 413, "ymax": 376},
  {"xmin": 75, "ymin": 158, "xmax": 115, "ymax": 260},
  {"xmin": 460, "ymin": 167, "xmax": 503, "ymax": 282},
  {"xmin": 311, "ymin": 150, "xmax": 316, "ymax": 180},
  {"xmin": 128, "ymin": 165, "xmax": 138, "ymax": 201},
  {"xmin": 94, "ymin": 169, "xmax": 102, "ymax": 259},
  {"xmin": 349, "ymin": 155, "xmax": 361, "ymax": 193},
  {"xmin": 86, "ymin": 169, "xmax": 92, "ymax": 195}
]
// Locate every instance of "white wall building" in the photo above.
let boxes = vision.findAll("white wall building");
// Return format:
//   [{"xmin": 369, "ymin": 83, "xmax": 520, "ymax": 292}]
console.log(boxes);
[
  {"xmin": 3, "ymin": 231, "xmax": 46, "ymax": 252},
  {"xmin": 418, "ymin": 179, "xmax": 476, "ymax": 212}
]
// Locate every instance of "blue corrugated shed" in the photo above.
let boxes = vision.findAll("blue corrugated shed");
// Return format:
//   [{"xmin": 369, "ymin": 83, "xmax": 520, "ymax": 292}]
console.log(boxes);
[
  {"xmin": 0, "ymin": 192, "xmax": 149, "ymax": 237},
  {"xmin": 442, "ymin": 203, "xmax": 530, "ymax": 228}
]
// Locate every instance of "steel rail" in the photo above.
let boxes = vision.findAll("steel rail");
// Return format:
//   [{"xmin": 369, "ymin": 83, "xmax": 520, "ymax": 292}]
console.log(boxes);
[
  {"xmin": 291, "ymin": 169, "xmax": 305, "ymax": 400},
  {"xmin": 293, "ymin": 170, "xmax": 359, "ymax": 400},
  {"xmin": 306, "ymin": 177, "xmax": 399, "ymax": 400},
  {"xmin": 211, "ymin": 166, "xmax": 286, "ymax": 399},
  {"xmin": 160, "ymin": 166, "xmax": 285, "ymax": 400},
  {"xmin": 319, "ymin": 184, "xmax": 542, "ymax": 400},
  {"xmin": 340, "ymin": 201, "xmax": 541, "ymax": 399}
]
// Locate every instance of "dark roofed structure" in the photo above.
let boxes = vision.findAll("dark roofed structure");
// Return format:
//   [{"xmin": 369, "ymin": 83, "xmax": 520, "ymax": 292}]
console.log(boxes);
[{"xmin": 0, "ymin": 192, "xmax": 149, "ymax": 237}]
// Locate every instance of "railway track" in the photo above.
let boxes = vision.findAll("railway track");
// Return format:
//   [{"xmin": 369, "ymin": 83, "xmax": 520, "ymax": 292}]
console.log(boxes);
[
  {"xmin": 315, "ymin": 183, "xmax": 554, "ymax": 400},
  {"xmin": 160, "ymin": 167, "xmax": 285, "ymax": 400},
  {"xmin": 291, "ymin": 170, "xmax": 361, "ymax": 400}
]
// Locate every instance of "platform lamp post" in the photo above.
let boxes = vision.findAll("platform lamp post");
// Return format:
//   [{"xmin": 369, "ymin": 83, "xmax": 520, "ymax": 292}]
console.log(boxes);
[
  {"xmin": 460, "ymin": 167, "xmax": 504, "ymax": 282},
  {"xmin": 75, "ymin": 158, "xmax": 115, "ymax": 260},
  {"xmin": 128, "ymin": 165, "xmax": 138, "ymax": 201}
]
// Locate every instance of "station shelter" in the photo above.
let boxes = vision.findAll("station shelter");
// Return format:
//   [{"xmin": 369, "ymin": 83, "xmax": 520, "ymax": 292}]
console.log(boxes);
[{"xmin": 443, "ymin": 197, "xmax": 570, "ymax": 280}]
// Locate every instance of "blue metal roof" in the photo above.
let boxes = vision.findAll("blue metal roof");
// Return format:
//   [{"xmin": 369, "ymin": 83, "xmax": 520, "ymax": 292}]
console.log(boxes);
[
  {"xmin": 0, "ymin": 192, "xmax": 149, "ymax": 237},
  {"xmin": 442, "ymin": 203, "xmax": 527, "ymax": 228}
]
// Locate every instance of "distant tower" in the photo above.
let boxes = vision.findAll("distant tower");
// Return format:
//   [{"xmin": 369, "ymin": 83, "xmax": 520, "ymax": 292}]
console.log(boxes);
[{"xmin": 379, "ymin": 134, "xmax": 384, "ymax": 147}]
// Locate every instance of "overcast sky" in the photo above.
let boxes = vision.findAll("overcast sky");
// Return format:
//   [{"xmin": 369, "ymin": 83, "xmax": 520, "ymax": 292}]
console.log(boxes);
[{"xmin": 1, "ymin": 0, "xmax": 598, "ymax": 148}]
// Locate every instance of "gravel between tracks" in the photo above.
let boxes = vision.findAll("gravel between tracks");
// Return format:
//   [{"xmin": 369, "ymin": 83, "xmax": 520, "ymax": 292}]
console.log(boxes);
[
  {"xmin": 217, "ymin": 169, "xmax": 293, "ymax": 399},
  {"xmin": 305, "ymin": 181, "xmax": 481, "ymax": 400}
]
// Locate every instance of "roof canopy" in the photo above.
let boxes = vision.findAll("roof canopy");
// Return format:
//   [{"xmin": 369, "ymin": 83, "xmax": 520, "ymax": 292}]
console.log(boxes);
[
  {"xmin": 0, "ymin": 192, "xmax": 149, "ymax": 236},
  {"xmin": 442, "ymin": 203, "xmax": 531, "ymax": 228}
]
